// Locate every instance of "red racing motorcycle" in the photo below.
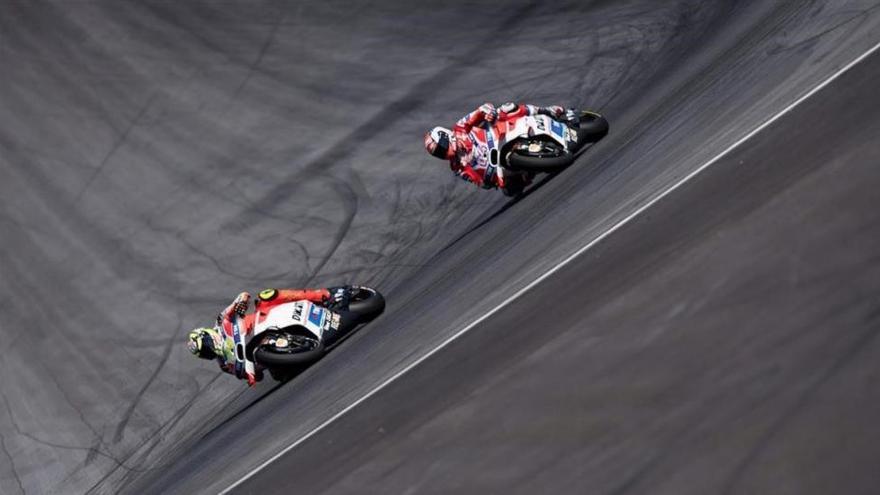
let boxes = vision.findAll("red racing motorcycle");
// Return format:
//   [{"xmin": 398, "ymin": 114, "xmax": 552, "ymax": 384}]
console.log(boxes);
[
  {"xmin": 241, "ymin": 286, "xmax": 385, "ymax": 380},
  {"xmin": 475, "ymin": 109, "xmax": 609, "ymax": 193}
]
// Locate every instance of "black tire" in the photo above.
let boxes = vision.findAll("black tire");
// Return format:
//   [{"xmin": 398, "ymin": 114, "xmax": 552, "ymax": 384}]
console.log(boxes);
[
  {"xmin": 575, "ymin": 111, "xmax": 609, "ymax": 147},
  {"xmin": 507, "ymin": 148, "xmax": 574, "ymax": 171},
  {"xmin": 347, "ymin": 286, "xmax": 385, "ymax": 322},
  {"xmin": 253, "ymin": 334, "xmax": 325, "ymax": 367}
]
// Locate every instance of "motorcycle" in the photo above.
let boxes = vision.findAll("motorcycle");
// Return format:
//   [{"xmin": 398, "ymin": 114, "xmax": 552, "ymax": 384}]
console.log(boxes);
[
  {"xmin": 242, "ymin": 286, "xmax": 385, "ymax": 380},
  {"xmin": 480, "ymin": 109, "xmax": 608, "ymax": 193}
]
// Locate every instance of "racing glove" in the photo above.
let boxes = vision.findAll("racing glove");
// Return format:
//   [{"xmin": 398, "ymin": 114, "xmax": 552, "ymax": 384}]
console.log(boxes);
[
  {"xmin": 564, "ymin": 107, "xmax": 580, "ymax": 126},
  {"xmin": 478, "ymin": 103, "xmax": 497, "ymax": 123},
  {"xmin": 324, "ymin": 286, "xmax": 352, "ymax": 310},
  {"xmin": 232, "ymin": 292, "xmax": 250, "ymax": 317},
  {"xmin": 544, "ymin": 105, "xmax": 565, "ymax": 119},
  {"xmin": 217, "ymin": 291, "xmax": 250, "ymax": 323},
  {"xmin": 454, "ymin": 165, "xmax": 485, "ymax": 187},
  {"xmin": 494, "ymin": 173, "xmax": 506, "ymax": 190}
]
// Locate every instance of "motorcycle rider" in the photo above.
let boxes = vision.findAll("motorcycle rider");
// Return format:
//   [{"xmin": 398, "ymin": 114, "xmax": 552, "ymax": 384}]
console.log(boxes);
[
  {"xmin": 424, "ymin": 102, "xmax": 572, "ymax": 196},
  {"xmin": 187, "ymin": 287, "xmax": 351, "ymax": 386}
]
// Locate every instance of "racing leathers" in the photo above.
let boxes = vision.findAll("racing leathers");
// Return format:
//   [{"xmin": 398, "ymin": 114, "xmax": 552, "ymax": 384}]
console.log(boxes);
[
  {"xmin": 211, "ymin": 288, "xmax": 333, "ymax": 386},
  {"xmin": 449, "ymin": 102, "xmax": 566, "ymax": 192}
]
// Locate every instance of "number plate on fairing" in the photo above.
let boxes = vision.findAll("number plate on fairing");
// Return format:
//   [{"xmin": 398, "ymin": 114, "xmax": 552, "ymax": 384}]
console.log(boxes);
[{"xmin": 255, "ymin": 301, "xmax": 325, "ymax": 339}]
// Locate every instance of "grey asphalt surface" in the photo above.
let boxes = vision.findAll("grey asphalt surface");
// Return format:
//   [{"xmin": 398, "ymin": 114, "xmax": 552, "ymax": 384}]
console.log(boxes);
[
  {"xmin": 0, "ymin": 1, "xmax": 879, "ymax": 494},
  {"xmin": 233, "ymin": 33, "xmax": 880, "ymax": 495}
]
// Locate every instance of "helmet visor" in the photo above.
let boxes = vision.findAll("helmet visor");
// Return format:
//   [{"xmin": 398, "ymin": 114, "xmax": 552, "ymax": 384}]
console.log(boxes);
[
  {"xmin": 432, "ymin": 132, "xmax": 449, "ymax": 158},
  {"xmin": 426, "ymin": 128, "xmax": 450, "ymax": 159},
  {"xmin": 188, "ymin": 330, "xmax": 217, "ymax": 359},
  {"xmin": 197, "ymin": 333, "xmax": 216, "ymax": 359}
]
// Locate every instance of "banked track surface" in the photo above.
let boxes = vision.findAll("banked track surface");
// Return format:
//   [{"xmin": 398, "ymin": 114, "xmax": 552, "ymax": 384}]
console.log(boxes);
[
  {"xmin": 230, "ymin": 36, "xmax": 880, "ymax": 495},
  {"xmin": 0, "ymin": 1, "xmax": 878, "ymax": 494}
]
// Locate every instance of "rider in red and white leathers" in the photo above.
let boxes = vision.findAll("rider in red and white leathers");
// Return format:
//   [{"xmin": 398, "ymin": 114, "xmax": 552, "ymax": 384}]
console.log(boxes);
[
  {"xmin": 187, "ymin": 287, "xmax": 347, "ymax": 386},
  {"xmin": 424, "ymin": 102, "xmax": 567, "ymax": 195}
]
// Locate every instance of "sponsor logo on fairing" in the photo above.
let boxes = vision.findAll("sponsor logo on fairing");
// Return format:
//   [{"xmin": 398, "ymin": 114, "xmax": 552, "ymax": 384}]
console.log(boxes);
[
  {"xmin": 323, "ymin": 313, "xmax": 341, "ymax": 332},
  {"xmin": 308, "ymin": 305, "xmax": 325, "ymax": 327},
  {"xmin": 550, "ymin": 119, "xmax": 565, "ymax": 138},
  {"xmin": 535, "ymin": 117, "xmax": 547, "ymax": 132}
]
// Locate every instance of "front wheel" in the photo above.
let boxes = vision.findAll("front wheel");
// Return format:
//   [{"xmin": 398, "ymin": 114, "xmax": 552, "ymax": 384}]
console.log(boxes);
[
  {"xmin": 506, "ymin": 139, "xmax": 574, "ymax": 172},
  {"xmin": 254, "ymin": 332, "xmax": 325, "ymax": 367}
]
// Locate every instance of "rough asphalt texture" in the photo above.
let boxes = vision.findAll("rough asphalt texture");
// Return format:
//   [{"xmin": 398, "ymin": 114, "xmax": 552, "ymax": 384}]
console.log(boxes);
[
  {"xmin": 0, "ymin": 1, "xmax": 878, "ymax": 494},
  {"xmin": 236, "ymin": 35, "xmax": 880, "ymax": 495}
]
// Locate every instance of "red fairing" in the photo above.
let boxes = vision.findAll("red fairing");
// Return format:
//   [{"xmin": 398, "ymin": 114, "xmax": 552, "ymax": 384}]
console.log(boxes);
[
  {"xmin": 217, "ymin": 288, "xmax": 330, "ymax": 335},
  {"xmin": 253, "ymin": 288, "xmax": 331, "ymax": 326}
]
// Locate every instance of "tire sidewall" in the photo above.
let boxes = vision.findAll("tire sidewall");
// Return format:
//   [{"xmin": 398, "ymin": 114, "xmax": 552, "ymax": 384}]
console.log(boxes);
[
  {"xmin": 254, "ymin": 340, "xmax": 325, "ymax": 367},
  {"xmin": 347, "ymin": 287, "xmax": 385, "ymax": 322}
]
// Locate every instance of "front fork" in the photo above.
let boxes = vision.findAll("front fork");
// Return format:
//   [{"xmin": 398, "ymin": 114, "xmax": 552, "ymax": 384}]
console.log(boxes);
[{"xmin": 232, "ymin": 313, "xmax": 257, "ymax": 381}]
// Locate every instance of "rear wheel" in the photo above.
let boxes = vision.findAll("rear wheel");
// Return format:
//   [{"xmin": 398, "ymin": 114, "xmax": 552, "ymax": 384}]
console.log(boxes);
[{"xmin": 253, "ymin": 332, "xmax": 324, "ymax": 367}]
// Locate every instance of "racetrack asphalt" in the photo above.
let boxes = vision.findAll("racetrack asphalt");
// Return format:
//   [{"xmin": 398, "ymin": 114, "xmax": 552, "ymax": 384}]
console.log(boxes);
[
  {"xmin": 0, "ymin": 1, "xmax": 879, "ymax": 494},
  {"xmin": 230, "ymin": 34, "xmax": 880, "ymax": 495}
]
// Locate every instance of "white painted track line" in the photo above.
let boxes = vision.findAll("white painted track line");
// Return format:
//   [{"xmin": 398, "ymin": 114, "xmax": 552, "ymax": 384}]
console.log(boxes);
[{"xmin": 220, "ymin": 39, "xmax": 880, "ymax": 495}]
